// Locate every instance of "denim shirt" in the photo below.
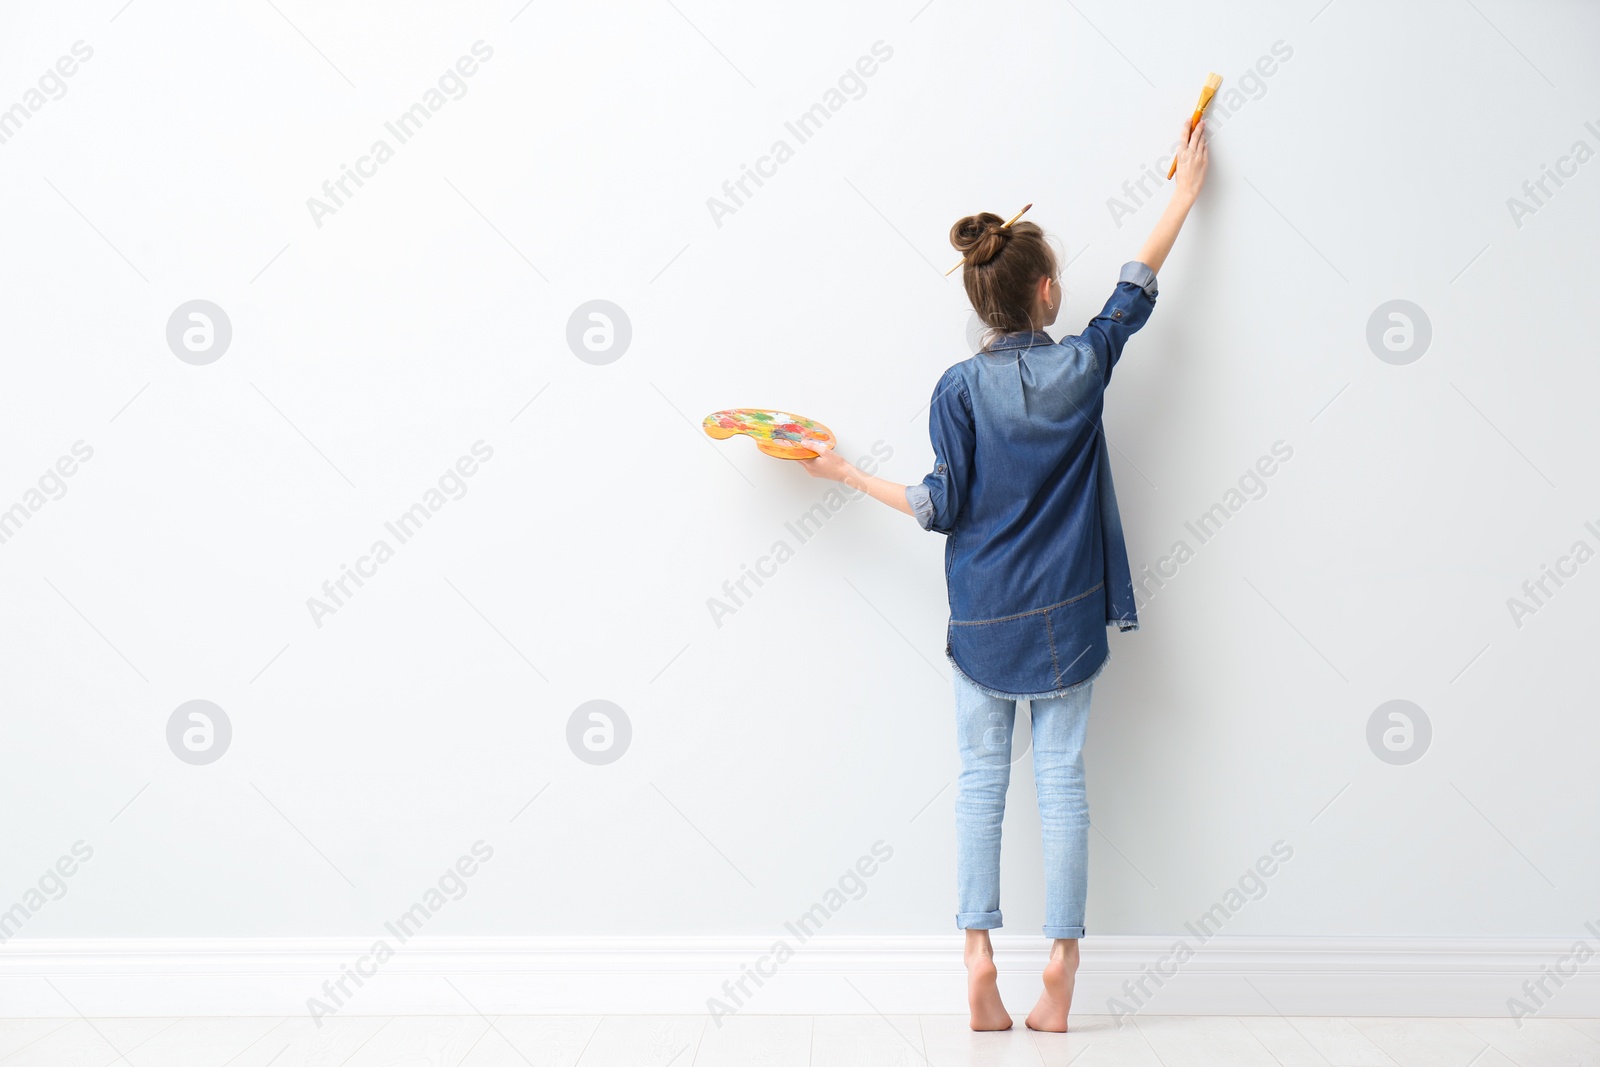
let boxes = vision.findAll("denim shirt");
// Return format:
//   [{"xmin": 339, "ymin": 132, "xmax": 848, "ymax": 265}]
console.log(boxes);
[{"xmin": 907, "ymin": 261, "xmax": 1158, "ymax": 699}]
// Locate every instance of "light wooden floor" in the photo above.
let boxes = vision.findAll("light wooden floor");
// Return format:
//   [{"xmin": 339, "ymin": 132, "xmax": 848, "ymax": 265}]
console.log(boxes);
[{"xmin": 2, "ymin": 1013, "xmax": 1597, "ymax": 1066}]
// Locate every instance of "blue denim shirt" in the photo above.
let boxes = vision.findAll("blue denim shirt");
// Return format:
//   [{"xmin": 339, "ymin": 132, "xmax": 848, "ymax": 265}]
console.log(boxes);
[{"xmin": 907, "ymin": 261, "xmax": 1158, "ymax": 699}]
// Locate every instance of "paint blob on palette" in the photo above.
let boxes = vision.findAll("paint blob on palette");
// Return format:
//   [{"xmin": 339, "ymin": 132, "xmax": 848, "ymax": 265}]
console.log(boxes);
[{"xmin": 702, "ymin": 408, "xmax": 835, "ymax": 460}]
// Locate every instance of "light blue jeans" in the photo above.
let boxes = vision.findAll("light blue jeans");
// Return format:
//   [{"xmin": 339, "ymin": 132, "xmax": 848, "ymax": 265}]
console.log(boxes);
[{"xmin": 953, "ymin": 665, "xmax": 1092, "ymax": 939}]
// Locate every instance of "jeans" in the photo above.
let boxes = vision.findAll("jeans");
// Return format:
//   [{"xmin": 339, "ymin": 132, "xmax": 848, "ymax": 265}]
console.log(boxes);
[{"xmin": 953, "ymin": 664, "xmax": 1092, "ymax": 939}]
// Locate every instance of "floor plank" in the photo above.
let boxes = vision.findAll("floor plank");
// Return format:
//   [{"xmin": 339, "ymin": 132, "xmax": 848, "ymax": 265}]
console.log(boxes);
[
  {"xmin": 455, "ymin": 1015, "xmax": 600, "ymax": 1067},
  {"xmin": 341, "ymin": 1016, "xmax": 492, "ymax": 1067},
  {"xmin": 1029, "ymin": 1014, "xmax": 1163, "ymax": 1067},
  {"xmin": 1565, "ymin": 1019, "xmax": 1600, "ymax": 1044},
  {"xmin": 1238, "ymin": 1016, "xmax": 1335, "ymax": 1066},
  {"xmin": 571, "ymin": 1015, "xmax": 704, "ymax": 1067},
  {"xmin": 692, "ymin": 1015, "xmax": 811, "ymax": 1067},
  {"xmin": 126, "ymin": 1017, "xmax": 283, "ymax": 1067},
  {"xmin": 219, "ymin": 1018, "xmax": 292, "ymax": 1065},
  {"xmin": 809, "ymin": 1015, "xmax": 926, "ymax": 1067},
  {"xmin": 0, "ymin": 1018, "xmax": 178, "ymax": 1067},
  {"xmin": 219, "ymin": 1015, "xmax": 390, "ymax": 1067},
  {"xmin": 1345, "ymin": 1018, "xmax": 1518, "ymax": 1067},
  {"xmin": 0, "ymin": 1020, "xmax": 73, "ymax": 1061},
  {"xmin": 1280, "ymin": 1018, "xmax": 1397, "ymax": 1066},
  {"xmin": 1, "ymin": 1014, "xmax": 1587, "ymax": 1067},
  {"xmin": 1458, "ymin": 1016, "xmax": 1600, "ymax": 1067},
  {"xmin": 1133, "ymin": 1016, "xmax": 1279, "ymax": 1067},
  {"xmin": 920, "ymin": 1013, "xmax": 1042, "ymax": 1066}
]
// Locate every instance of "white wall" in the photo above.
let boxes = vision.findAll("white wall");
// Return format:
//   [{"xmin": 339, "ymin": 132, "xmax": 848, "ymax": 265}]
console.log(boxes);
[{"xmin": 2, "ymin": 0, "xmax": 1597, "ymax": 966}]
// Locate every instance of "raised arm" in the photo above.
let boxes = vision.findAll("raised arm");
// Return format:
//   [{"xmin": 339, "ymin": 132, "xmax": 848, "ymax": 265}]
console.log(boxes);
[{"xmin": 1135, "ymin": 118, "xmax": 1209, "ymax": 275}]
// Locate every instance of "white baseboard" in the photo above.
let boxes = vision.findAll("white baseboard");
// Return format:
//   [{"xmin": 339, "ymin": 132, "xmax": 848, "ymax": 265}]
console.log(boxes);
[{"xmin": 1, "ymin": 935, "xmax": 1594, "ymax": 1019}]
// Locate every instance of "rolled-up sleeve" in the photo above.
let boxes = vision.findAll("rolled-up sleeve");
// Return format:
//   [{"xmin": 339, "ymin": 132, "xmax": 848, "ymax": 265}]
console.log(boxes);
[
  {"xmin": 905, "ymin": 481, "xmax": 935, "ymax": 528},
  {"xmin": 909, "ymin": 369, "xmax": 974, "ymax": 534},
  {"xmin": 1120, "ymin": 259, "xmax": 1158, "ymax": 300},
  {"xmin": 1081, "ymin": 260, "xmax": 1158, "ymax": 386}
]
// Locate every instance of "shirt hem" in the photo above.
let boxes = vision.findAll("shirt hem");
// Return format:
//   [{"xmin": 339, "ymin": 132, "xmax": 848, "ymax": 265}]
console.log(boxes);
[{"xmin": 947, "ymin": 647, "xmax": 1111, "ymax": 701}]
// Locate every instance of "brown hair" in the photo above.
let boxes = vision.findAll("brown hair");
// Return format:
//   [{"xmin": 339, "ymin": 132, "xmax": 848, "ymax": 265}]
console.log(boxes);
[{"xmin": 950, "ymin": 212, "xmax": 1056, "ymax": 348}]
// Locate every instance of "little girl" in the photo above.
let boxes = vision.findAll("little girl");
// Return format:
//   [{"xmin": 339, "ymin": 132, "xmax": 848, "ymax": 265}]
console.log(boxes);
[{"xmin": 799, "ymin": 120, "xmax": 1209, "ymax": 1031}]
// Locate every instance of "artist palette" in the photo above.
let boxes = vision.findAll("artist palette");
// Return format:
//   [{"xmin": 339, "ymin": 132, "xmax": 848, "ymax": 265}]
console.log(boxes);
[{"xmin": 701, "ymin": 408, "xmax": 835, "ymax": 460}]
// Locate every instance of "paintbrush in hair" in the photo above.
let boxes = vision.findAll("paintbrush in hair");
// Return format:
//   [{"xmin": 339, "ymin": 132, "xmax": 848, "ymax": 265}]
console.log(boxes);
[{"xmin": 944, "ymin": 203, "xmax": 1032, "ymax": 276}]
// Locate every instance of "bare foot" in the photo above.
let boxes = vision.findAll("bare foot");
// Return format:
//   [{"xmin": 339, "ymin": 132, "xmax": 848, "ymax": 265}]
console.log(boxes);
[
  {"xmin": 1025, "ymin": 939, "xmax": 1079, "ymax": 1032},
  {"xmin": 964, "ymin": 934, "xmax": 1013, "ymax": 1031}
]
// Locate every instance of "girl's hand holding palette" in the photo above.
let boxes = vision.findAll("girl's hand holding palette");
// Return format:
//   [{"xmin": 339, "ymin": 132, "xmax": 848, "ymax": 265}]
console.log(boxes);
[{"xmin": 701, "ymin": 408, "xmax": 835, "ymax": 460}]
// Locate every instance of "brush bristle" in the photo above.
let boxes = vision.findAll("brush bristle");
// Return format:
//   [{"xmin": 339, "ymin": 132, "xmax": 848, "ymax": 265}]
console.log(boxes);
[{"xmin": 1204, "ymin": 72, "xmax": 1223, "ymax": 90}]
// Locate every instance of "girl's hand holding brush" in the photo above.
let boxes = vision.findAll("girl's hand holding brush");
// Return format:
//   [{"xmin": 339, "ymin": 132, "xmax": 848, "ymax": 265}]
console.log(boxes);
[
  {"xmin": 1168, "ymin": 71, "xmax": 1221, "ymax": 179},
  {"xmin": 1172, "ymin": 117, "xmax": 1210, "ymax": 204}
]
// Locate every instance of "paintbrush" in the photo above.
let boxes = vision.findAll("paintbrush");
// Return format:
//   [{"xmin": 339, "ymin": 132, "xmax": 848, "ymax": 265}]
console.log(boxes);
[
  {"xmin": 944, "ymin": 203, "xmax": 1032, "ymax": 276},
  {"xmin": 1167, "ymin": 72, "xmax": 1222, "ymax": 179}
]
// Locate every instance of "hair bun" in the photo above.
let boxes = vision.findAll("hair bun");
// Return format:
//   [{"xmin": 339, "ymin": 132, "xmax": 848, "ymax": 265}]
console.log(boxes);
[{"xmin": 950, "ymin": 212, "xmax": 1009, "ymax": 268}]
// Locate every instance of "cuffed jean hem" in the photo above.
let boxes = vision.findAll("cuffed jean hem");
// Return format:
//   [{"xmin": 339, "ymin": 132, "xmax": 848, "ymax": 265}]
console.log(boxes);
[
  {"xmin": 957, "ymin": 911, "xmax": 1003, "ymax": 930},
  {"xmin": 1043, "ymin": 925, "xmax": 1085, "ymax": 939}
]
